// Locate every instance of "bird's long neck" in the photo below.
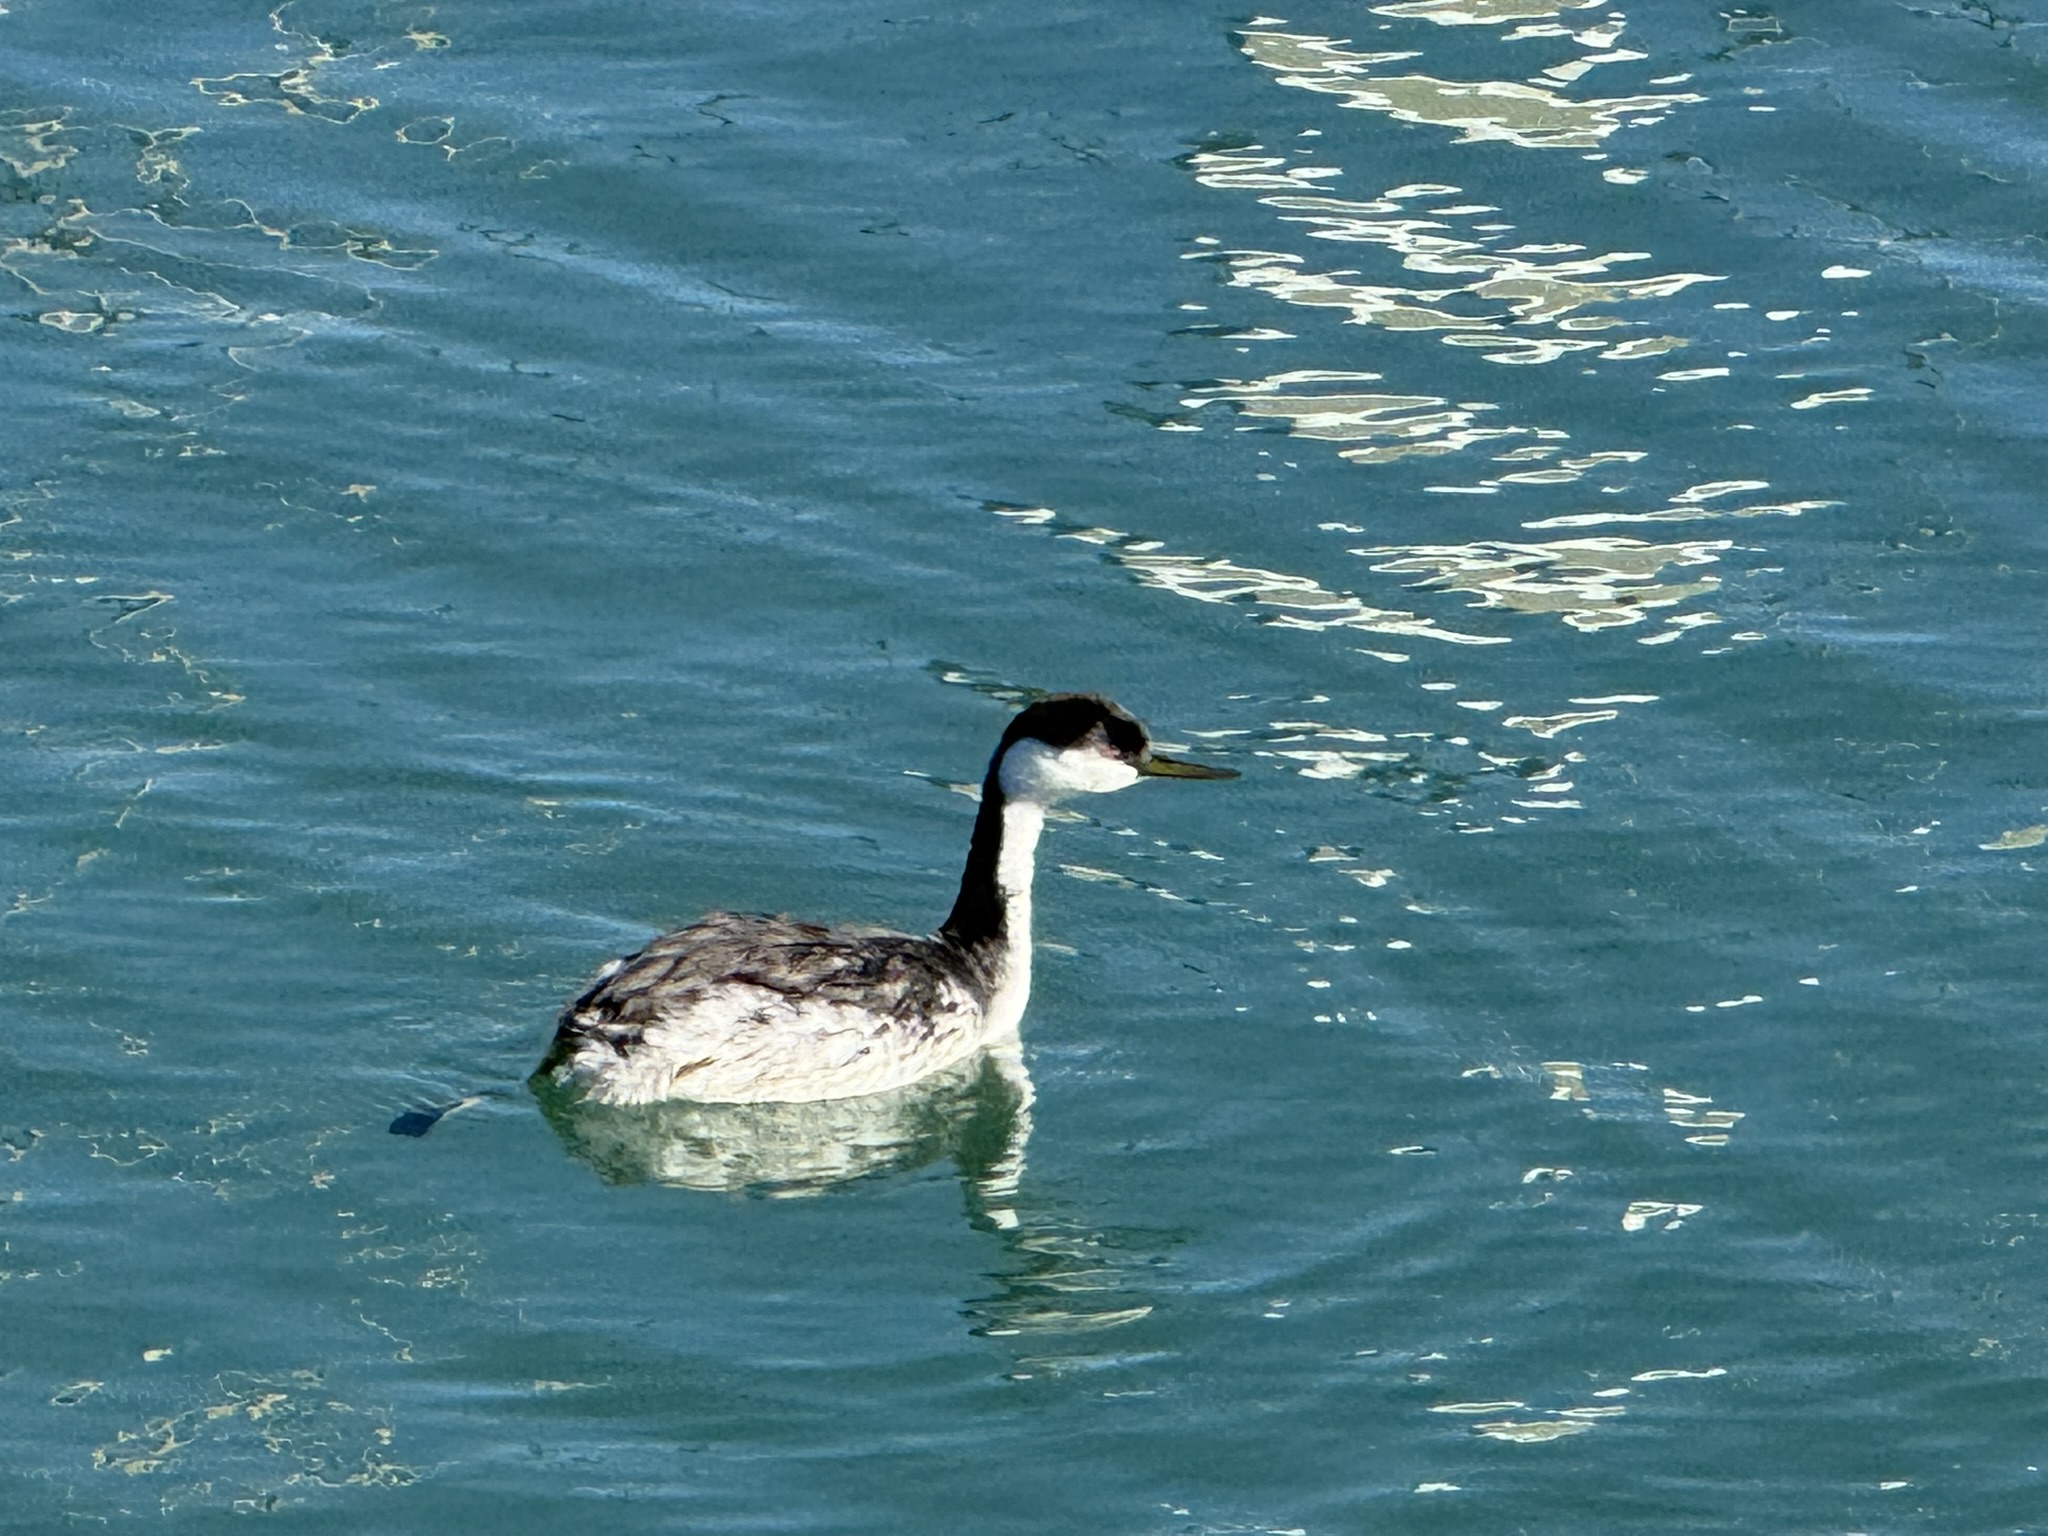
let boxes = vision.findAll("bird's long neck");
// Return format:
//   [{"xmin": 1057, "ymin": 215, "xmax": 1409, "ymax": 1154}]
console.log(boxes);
[{"xmin": 940, "ymin": 768, "xmax": 1045, "ymax": 980}]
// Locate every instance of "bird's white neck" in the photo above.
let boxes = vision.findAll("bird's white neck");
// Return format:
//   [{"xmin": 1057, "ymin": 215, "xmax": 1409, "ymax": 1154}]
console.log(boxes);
[
  {"xmin": 983, "ymin": 799, "xmax": 1045, "ymax": 1035},
  {"xmin": 943, "ymin": 735, "xmax": 1129, "ymax": 1020}
]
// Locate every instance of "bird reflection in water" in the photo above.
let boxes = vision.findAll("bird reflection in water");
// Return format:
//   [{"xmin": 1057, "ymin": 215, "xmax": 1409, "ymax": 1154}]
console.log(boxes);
[{"xmin": 529, "ymin": 1048, "xmax": 1166, "ymax": 1339}]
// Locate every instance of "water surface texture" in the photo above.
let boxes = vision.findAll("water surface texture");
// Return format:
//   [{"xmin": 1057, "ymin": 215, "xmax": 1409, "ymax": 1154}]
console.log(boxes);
[{"xmin": 6, "ymin": 0, "xmax": 2048, "ymax": 1528}]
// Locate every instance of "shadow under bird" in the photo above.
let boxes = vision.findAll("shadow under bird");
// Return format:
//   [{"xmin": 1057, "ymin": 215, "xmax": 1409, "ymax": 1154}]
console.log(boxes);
[{"xmin": 530, "ymin": 693, "xmax": 1236, "ymax": 1108}]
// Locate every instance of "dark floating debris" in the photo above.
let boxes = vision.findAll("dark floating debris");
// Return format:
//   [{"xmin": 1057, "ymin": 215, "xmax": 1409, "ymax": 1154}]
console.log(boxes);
[{"xmin": 389, "ymin": 1094, "xmax": 486, "ymax": 1137}]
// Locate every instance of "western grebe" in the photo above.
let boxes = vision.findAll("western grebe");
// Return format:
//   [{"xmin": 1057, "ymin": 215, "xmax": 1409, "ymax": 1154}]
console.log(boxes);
[{"xmin": 533, "ymin": 694, "xmax": 1235, "ymax": 1107}]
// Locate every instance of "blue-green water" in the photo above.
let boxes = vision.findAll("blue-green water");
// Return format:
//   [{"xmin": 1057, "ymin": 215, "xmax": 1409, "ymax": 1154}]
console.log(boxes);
[{"xmin": 6, "ymin": 0, "xmax": 2047, "ymax": 1527}]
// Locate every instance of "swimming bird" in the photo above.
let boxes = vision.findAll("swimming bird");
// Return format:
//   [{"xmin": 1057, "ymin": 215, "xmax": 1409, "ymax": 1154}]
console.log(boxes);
[{"xmin": 533, "ymin": 694, "xmax": 1235, "ymax": 1107}]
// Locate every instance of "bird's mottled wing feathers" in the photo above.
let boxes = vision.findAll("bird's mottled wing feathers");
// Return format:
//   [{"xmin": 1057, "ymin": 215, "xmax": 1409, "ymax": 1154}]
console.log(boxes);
[
  {"xmin": 547, "ymin": 912, "xmax": 991, "ymax": 1104},
  {"xmin": 566, "ymin": 912, "xmax": 945, "ymax": 1024}
]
